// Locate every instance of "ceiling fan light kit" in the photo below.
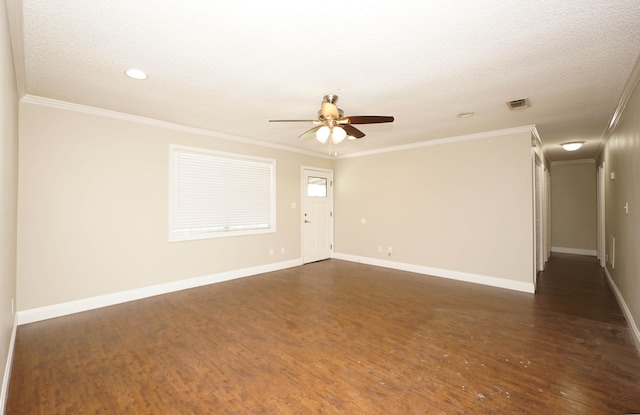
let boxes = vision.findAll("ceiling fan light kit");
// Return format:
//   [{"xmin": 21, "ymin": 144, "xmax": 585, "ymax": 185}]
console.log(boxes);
[
  {"xmin": 316, "ymin": 126, "xmax": 330, "ymax": 143},
  {"xmin": 330, "ymin": 126, "xmax": 347, "ymax": 144},
  {"xmin": 269, "ymin": 95, "xmax": 394, "ymax": 145}
]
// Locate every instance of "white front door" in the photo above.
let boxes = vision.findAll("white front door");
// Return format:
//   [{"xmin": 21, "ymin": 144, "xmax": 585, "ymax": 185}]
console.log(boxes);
[{"xmin": 302, "ymin": 168, "xmax": 333, "ymax": 263}]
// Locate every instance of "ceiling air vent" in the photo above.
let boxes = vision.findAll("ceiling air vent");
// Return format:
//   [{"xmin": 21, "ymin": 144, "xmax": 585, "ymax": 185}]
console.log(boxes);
[{"xmin": 507, "ymin": 98, "xmax": 530, "ymax": 110}]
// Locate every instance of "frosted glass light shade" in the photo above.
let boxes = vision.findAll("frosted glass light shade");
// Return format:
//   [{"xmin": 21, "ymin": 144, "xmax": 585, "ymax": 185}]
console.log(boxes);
[
  {"xmin": 316, "ymin": 126, "xmax": 330, "ymax": 143},
  {"xmin": 331, "ymin": 126, "xmax": 347, "ymax": 144},
  {"xmin": 125, "ymin": 69, "xmax": 148, "ymax": 80},
  {"xmin": 561, "ymin": 142, "xmax": 583, "ymax": 151}
]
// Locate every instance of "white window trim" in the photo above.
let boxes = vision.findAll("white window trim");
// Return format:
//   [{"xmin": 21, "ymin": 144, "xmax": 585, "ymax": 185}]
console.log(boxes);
[{"xmin": 169, "ymin": 144, "xmax": 276, "ymax": 242}]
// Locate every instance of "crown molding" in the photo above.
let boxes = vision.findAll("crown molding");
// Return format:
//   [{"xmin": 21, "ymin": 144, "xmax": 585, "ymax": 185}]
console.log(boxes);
[
  {"xmin": 597, "ymin": 54, "xmax": 640, "ymax": 155},
  {"xmin": 21, "ymin": 95, "xmax": 538, "ymax": 161},
  {"xmin": 20, "ymin": 95, "xmax": 333, "ymax": 159},
  {"xmin": 336, "ymin": 125, "xmax": 537, "ymax": 159}
]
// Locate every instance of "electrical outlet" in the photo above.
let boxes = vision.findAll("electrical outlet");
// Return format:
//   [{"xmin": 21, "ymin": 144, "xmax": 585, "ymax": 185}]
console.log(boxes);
[
  {"xmin": 378, "ymin": 246, "xmax": 382, "ymax": 252},
  {"xmin": 269, "ymin": 248, "xmax": 274, "ymax": 255},
  {"xmin": 387, "ymin": 247, "xmax": 392, "ymax": 256},
  {"xmin": 281, "ymin": 247, "xmax": 285, "ymax": 254}
]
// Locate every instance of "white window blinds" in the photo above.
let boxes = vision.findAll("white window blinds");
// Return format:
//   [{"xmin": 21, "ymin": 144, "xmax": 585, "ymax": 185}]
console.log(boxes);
[{"xmin": 169, "ymin": 145, "xmax": 276, "ymax": 241}]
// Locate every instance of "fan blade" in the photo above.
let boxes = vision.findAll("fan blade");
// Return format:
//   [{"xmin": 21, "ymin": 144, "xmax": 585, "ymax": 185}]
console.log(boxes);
[
  {"xmin": 298, "ymin": 125, "xmax": 322, "ymax": 139},
  {"xmin": 346, "ymin": 115, "xmax": 394, "ymax": 124},
  {"xmin": 320, "ymin": 102, "xmax": 340, "ymax": 119},
  {"xmin": 269, "ymin": 119, "xmax": 316, "ymax": 122},
  {"xmin": 342, "ymin": 124, "xmax": 365, "ymax": 139}
]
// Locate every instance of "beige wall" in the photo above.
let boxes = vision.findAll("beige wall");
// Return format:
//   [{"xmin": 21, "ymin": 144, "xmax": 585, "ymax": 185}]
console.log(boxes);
[
  {"xmin": 334, "ymin": 131, "xmax": 534, "ymax": 285},
  {"xmin": 17, "ymin": 103, "xmax": 331, "ymax": 310},
  {"xmin": 550, "ymin": 161, "xmax": 597, "ymax": 253},
  {"xmin": 1, "ymin": 0, "xmax": 19, "ymax": 405},
  {"xmin": 17, "ymin": 104, "xmax": 537, "ymax": 313},
  {"xmin": 601, "ymin": 77, "xmax": 640, "ymax": 342}
]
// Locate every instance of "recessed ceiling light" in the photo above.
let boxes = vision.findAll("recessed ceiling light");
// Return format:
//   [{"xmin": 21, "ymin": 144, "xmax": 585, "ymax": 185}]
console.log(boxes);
[
  {"xmin": 561, "ymin": 141, "xmax": 584, "ymax": 151},
  {"xmin": 125, "ymin": 69, "xmax": 148, "ymax": 80},
  {"xmin": 457, "ymin": 112, "xmax": 474, "ymax": 118}
]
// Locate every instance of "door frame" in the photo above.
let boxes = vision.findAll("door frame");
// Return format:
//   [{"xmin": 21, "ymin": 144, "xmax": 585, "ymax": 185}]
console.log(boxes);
[
  {"xmin": 534, "ymin": 156, "xmax": 545, "ymax": 274},
  {"xmin": 530, "ymin": 129, "xmax": 550, "ymax": 292},
  {"xmin": 301, "ymin": 166, "xmax": 334, "ymax": 263},
  {"xmin": 597, "ymin": 162, "xmax": 606, "ymax": 267}
]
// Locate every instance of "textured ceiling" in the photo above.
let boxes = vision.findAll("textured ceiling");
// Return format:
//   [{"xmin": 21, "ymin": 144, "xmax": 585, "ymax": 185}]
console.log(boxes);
[{"xmin": 8, "ymin": 0, "xmax": 640, "ymax": 160}]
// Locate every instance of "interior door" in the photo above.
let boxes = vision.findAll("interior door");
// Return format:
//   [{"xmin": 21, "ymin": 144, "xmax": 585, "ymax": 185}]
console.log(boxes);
[{"xmin": 302, "ymin": 168, "xmax": 333, "ymax": 263}]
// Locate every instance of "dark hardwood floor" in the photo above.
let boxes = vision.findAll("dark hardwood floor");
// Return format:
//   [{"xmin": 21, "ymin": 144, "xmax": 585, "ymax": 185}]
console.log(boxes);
[{"xmin": 7, "ymin": 254, "xmax": 640, "ymax": 414}]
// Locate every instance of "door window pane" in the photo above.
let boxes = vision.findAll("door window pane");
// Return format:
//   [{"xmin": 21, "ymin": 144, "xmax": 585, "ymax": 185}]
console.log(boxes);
[{"xmin": 307, "ymin": 176, "xmax": 327, "ymax": 197}]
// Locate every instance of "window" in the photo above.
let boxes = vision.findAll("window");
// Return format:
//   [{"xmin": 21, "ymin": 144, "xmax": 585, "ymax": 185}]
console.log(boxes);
[
  {"xmin": 307, "ymin": 176, "xmax": 328, "ymax": 198},
  {"xmin": 169, "ymin": 145, "xmax": 276, "ymax": 241}
]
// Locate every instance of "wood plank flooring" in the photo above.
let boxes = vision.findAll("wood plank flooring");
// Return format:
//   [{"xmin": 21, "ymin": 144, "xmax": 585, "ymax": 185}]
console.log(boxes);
[{"xmin": 7, "ymin": 254, "xmax": 640, "ymax": 414}]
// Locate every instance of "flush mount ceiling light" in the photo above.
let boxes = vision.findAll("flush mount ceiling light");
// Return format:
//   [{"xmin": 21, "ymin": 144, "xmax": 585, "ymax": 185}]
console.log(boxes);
[
  {"xmin": 561, "ymin": 141, "xmax": 584, "ymax": 151},
  {"xmin": 125, "ymin": 69, "xmax": 148, "ymax": 80}
]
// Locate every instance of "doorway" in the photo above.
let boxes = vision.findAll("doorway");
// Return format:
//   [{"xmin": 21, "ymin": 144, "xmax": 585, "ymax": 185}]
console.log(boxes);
[{"xmin": 302, "ymin": 167, "xmax": 334, "ymax": 263}]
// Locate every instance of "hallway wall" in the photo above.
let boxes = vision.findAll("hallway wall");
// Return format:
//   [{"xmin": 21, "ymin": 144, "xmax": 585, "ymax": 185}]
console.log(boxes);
[
  {"xmin": 550, "ymin": 160, "xmax": 597, "ymax": 256},
  {"xmin": 600, "ymin": 62, "xmax": 640, "ymax": 349},
  {"xmin": 0, "ymin": 0, "xmax": 19, "ymax": 410}
]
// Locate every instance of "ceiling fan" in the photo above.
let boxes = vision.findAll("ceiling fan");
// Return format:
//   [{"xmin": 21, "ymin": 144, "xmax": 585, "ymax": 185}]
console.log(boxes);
[{"xmin": 269, "ymin": 95, "xmax": 394, "ymax": 144}]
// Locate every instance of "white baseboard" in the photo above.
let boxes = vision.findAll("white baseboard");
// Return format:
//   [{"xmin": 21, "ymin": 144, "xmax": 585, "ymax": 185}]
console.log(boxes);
[
  {"xmin": 332, "ymin": 253, "xmax": 535, "ymax": 293},
  {"xmin": 16, "ymin": 259, "xmax": 303, "ymax": 326},
  {"xmin": 604, "ymin": 267, "xmax": 640, "ymax": 353},
  {"xmin": 551, "ymin": 247, "xmax": 597, "ymax": 257},
  {"xmin": 1, "ymin": 315, "xmax": 17, "ymax": 415}
]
